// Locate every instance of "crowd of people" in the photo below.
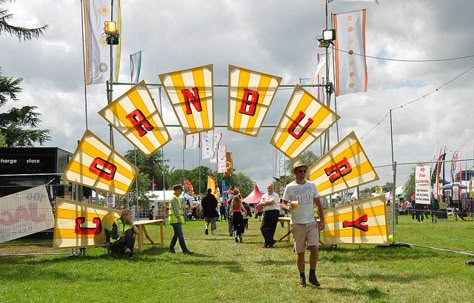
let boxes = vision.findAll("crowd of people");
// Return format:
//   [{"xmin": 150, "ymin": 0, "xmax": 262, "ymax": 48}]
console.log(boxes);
[{"xmin": 112, "ymin": 161, "xmax": 325, "ymax": 288}]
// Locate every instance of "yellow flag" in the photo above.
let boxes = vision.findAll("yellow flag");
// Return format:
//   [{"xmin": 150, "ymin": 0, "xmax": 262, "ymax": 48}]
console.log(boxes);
[
  {"xmin": 322, "ymin": 195, "xmax": 388, "ymax": 245},
  {"xmin": 159, "ymin": 65, "xmax": 214, "ymax": 134},
  {"xmin": 207, "ymin": 175, "xmax": 219, "ymax": 198},
  {"xmin": 228, "ymin": 65, "xmax": 281, "ymax": 136},
  {"xmin": 308, "ymin": 131, "xmax": 378, "ymax": 197},
  {"xmin": 53, "ymin": 198, "xmax": 120, "ymax": 248},
  {"xmin": 61, "ymin": 130, "xmax": 139, "ymax": 196},
  {"xmin": 98, "ymin": 81, "xmax": 171, "ymax": 156},
  {"xmin": 270, "ymin": 85, "xmax": 340, "ymax": 159}
]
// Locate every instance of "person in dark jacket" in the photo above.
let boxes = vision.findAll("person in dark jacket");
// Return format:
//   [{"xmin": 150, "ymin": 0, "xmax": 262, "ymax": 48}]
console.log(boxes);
[{"xmin": 201, "ymin": 188, "xmax": 219, "ymax": 235}]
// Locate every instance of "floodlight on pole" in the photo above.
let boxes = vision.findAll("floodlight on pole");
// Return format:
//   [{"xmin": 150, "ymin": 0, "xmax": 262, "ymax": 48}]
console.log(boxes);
[{"xmin": 104, "ymin": 21, "xmax": 119, "ymax": 45}]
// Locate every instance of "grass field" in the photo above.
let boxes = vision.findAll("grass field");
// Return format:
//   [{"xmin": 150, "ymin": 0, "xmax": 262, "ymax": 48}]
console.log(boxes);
[{"xmin": 0, "ymin": 216, "xmax": 473, "ymax": 303}]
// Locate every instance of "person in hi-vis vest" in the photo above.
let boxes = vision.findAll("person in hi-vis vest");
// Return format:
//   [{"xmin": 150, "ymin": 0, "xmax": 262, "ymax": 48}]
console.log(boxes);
[{"xmin": 168, "ymin": 184, "xmax": 193, "ymax": 255}]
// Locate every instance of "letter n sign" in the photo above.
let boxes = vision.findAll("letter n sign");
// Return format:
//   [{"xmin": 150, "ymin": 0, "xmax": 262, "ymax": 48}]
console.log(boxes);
[{"xmin": 182, "ymin": 87, "xmax": 203, "ymax": 114}]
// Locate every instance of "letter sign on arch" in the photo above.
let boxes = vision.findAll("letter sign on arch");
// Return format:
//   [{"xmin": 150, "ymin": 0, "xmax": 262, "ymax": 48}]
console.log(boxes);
[
  {"xmin": 98, "ymin": 81, "xmax": 171, "ymax": 156},
  {"xmin": 270, "ymin": 84, "xmax": 340, "ymax": 159},
  {"xmin": 228, "ymin": 65, "xmax": 282, "ymax": 136},
  {"xmin": 159, "ymin": 64, "xmax": 214, "ymax": 134},
  {"xmin": 61, "ymin": 130, "xmax": 139, "ymax": 196}
]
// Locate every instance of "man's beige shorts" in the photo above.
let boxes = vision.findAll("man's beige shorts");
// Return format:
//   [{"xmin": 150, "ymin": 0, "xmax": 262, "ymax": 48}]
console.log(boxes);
[{"xmin": 291, "ymin": 222, "xmax": 319, "ymax": 253}]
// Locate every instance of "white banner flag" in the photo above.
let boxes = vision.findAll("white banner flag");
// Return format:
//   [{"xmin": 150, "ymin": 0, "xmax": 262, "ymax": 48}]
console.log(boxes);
[
  {"xmin": 185, "ymin": 133, "xmax": 200, "ymax": 149},
  {"xmin": 83, "ymin": 0, "xmax": 121, "ymax": 85},
  {"xmin": 217, "ymin": 145, "xmax": 227, "ymax": 173},
  {"xmin": 201, "ymin": 131, "xmax": 213, "ymax": 159},
  {"xmin": 210, "ymin": 133, "xmax": 222, "ymax": 163},
  {"xmin": 130, "ymin": 50, "xmax": 142, "ymax": 83},
  {"xmin": 333, "ymin": 9, "xmax": 368, "ymax": 96}
]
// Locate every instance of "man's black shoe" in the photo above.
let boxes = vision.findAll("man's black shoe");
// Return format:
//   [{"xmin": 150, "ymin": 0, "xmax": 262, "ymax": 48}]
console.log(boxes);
[
  {"xmin": 183, "ymin": 250, "xmax": 194, "ymax": 255},
  {"xmin": 299, "ymin": 276, "xmax": 307, "ymax": 288},
  {"xmin": 309, "ymin": 274, "xmax": 320, "ymax": 288},
  {"xmin": 268, "ymin": 239, "xmax": 277, "ymax": 248},
  {"xmin": 168, "ymin": 248, "xmax": 176, "ymax": 253}
]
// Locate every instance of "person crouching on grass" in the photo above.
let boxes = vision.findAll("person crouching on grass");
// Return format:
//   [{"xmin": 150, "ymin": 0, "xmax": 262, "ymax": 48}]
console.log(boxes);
[{"xmin": 281, "ymin": 161, "xmax": 325, "ymax": 288}]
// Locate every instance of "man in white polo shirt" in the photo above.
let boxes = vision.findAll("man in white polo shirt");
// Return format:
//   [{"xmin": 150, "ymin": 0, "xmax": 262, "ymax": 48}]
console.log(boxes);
[
  {"xmin": 282, "ymin": 161, "xmax": 325, "ymax": 288},
  {"xmin": 259, "ymin": 183, "xmax": 281, "ymax": 248}
]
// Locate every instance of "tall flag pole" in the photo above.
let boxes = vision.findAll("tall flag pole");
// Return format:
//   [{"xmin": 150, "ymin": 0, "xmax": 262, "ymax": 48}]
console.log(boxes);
[{"xmin": 79, "ymin": 0, "xmax": 89, "ymax": 130}]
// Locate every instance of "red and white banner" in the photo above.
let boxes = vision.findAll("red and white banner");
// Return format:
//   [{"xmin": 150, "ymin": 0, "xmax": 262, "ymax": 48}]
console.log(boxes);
[{"xmin": 0, "ymin": 186, "xmax": 54, "ymax": 243}]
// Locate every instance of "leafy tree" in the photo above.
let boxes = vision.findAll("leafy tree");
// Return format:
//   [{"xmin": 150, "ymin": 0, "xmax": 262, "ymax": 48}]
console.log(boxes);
[
  {"xmin": 124, "ymin": 149, "xmax": 171, "ymax": 189},
  {"xmin": 0, "ymin": 1, "xmax": 48, "ymax": 41},
  {"xmin": 404, "ymin": 167, "xmax": 416, "ymax": 200},
  {"xmin": 0, "ymin": 130, "xmax": 5, "ymax": 147},
  {"xmin": 279, "ymin": 150, "xmax": 320, "ymax": 186},
  {"xmin": 0, "ymin": 105, "xmax": 50, "ymax": 146},
  {"xmin": 0, "ymin": 3, "xmax": 50, "ymax": 147}
]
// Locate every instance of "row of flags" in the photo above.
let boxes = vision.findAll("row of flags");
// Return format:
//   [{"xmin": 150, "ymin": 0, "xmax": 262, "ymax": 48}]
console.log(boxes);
[{"xmin": 83, "ymin": 1, "xmax": 371, "ymax": 97}]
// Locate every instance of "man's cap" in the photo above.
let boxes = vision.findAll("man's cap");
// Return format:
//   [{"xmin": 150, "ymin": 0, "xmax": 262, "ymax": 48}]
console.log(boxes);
[
  {"xmin": 172, "ymin": 184, "xmax": 184, "ymax": 190},
  {"xmin": 292, "ymin": 161, "xmax": 308, "ymax": 174}
]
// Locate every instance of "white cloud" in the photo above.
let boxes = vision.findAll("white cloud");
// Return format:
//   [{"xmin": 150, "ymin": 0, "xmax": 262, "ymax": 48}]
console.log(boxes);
[{"xmin": 1, "ymin": 0, "xmax": 473, "ymax": 191}]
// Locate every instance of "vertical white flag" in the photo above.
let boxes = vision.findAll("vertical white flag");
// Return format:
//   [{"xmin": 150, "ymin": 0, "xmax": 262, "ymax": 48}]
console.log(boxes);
[
  {"xmin": 185, "ymin": 133, "xmax": 200, "ymax": 149},
  {"xmin": 210, "ymin": 133, "xmax": 222, "ymax": 163},
  {"xmin": 83, "ymin": 0, "xmax": 121, "ymax": 85},
  {"xmin": 130, "ymin": 50, "xmax": 142, "ymax": 83},
  {"xmin": 201, "ymin": 131, "xmax": 213, "ymax": 159},
  {"xmin": 333, "ymin": 9, "xmax": 368, "ymax": 96},
  {"xmin": 217, "ymin": 145, "xmax": 227, "ymax": 173}
]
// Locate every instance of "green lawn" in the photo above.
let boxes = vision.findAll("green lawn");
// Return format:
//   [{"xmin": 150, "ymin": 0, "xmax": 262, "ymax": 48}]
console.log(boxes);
[{"xmin": 0, "ymin": 216, "xmax": 473, "ymax": 303}]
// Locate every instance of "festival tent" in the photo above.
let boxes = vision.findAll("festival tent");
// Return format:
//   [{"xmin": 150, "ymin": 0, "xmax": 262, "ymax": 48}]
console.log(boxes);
[{"xmin": 242, "ymin": 183, "xmax": 263, "ymax": 204}]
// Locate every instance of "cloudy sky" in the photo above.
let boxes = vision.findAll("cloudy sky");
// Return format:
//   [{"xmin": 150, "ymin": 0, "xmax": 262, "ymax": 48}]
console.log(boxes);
[{"xmin": 1, "ymin": 0, "xmax": 473, "ymax": 191}]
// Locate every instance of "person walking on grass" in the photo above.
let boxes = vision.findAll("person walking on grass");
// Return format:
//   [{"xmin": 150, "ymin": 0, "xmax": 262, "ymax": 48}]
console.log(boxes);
[
  {"xmin": 282, "ymin": 161, "xmax": 325, "ymax": 288},
  {"xmin": 229, "ymin": 195, "xmax": 247, "ymax": 243},
  {"xmin": 168, "ymin": 184, "xmax": 193, "ymax": 255},
  {"xmin": 202, "ymin": 188, "xmax": 219, "ymax": 235},
  {"xmin": 258, "ymin": 183, "xmax": 281, "ymax": 248}
]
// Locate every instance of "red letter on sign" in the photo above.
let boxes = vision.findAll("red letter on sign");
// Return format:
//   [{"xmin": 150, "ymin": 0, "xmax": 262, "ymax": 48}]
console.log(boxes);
[
  {"xmin": 288, "ymin": 111, "xmax": 313, "ymax": 139},
  {"xmin": 324, "ymin": 157, "xmax": 352, "ymax": 183},
  {"xmin": 181, "ymin": 87, "xmax": 202, "ymax": 114},
  {"xmin": 89, "ymin": 157, "xmax": 117, "ymax": 181},
  {"xmin": 238, "ymin": 88, "xmax": 259, "ymax": 116},
  {"xmin": 74, "ymin": 217, "xmax": 102, "ymax": 235},
  {"xmin": 126, "ymin": 109, "xmax": 154, "ymax": 137}
]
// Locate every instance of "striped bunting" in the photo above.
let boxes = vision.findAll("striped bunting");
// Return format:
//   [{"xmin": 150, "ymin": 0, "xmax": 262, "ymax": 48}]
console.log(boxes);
[
  {"xmin": 61, "ymin": 130, "xmax": 139, "ymax": 196},
  {"xmin": 228, "ymin": 65, "xmax": 281, "ymax": 136},
  {"xmin": 98, "ymin": 81, "xmax": 171, "ymax": 156},
  {"xmin": 159, "ymin": 65, "xmax": 214, "ymax": 134},
  {"xmin": 270, "ymin": 85, "xmax": 340, "ymax": 159},
  {"xmin": 308, "ymin": 131, "xmax": 378, "ymax": 197},
  {"xmin": 53, "ymin": 198, "xmax": 120, "ymax": 248},
  {"xmin": 321, "ymin": 195, "xmax": 388, "ymax": 245}
]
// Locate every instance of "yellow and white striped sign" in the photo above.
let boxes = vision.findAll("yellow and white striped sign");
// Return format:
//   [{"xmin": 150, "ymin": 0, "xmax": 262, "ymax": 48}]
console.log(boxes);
[
  {"xmin": 53, "ymin": 198, "xmax": 120, "ymax": 248},
  {"xmin": 270, "ymin": 85, "xmax": 340, "ymax": 159},
  {"xmin": 61, "ymin": 130, "xmax": 139, "ymax": 196},
  {"xmin": 159, "ymin": 65, "xmax": 214, "ymax": 134},
  {"xmin": 322, "ymin": 195, "xmax": 388, "ymax": 245},
  {"xmin": 98, "ymin": 81, "xmax": 171, "ymax": 156},
  {"xmin": 308, "ymin": 131, "xmax": 378, "ymax": 197},
  {"xmin": 228, "ymin": 65, "xmax": 281, "ymax": 136}
]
